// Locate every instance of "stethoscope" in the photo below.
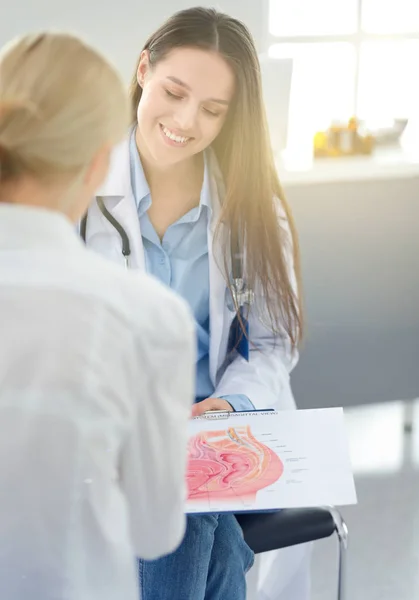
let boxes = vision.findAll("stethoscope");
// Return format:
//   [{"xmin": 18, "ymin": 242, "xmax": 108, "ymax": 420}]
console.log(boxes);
[
  {"xmin": 81, "ymin": 196, "xmax": 253, "ymax": 358},
  {"xmin": 80, "ymin": 197, "xmax": 131, "ymax": 267}
]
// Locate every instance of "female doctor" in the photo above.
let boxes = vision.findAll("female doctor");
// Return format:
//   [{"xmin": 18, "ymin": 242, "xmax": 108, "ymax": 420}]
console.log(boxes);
[{"xmin": 82, "ymin": 7, "xmax": 309, "ymax": 600}]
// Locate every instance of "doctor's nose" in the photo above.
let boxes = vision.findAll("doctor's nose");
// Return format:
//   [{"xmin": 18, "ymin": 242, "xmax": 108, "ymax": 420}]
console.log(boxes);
[{"xmin": 173, "ymin": 101, "xmax": 197, "ymax": 133}]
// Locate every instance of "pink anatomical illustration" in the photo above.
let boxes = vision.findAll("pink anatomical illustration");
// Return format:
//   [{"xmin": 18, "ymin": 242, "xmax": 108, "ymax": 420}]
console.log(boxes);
[{"xmin": 187, "ymin": 425, "xmax": 283, "ymax": 505}]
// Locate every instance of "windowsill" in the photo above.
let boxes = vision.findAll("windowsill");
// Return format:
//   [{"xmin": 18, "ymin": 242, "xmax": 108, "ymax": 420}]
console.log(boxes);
[{"xmin": 277, "ymin": 145, "xmax": 419, "ymax": 187}]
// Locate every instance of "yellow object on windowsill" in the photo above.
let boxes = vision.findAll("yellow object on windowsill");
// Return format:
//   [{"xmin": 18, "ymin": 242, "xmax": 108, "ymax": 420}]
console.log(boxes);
[{"xmin": 314, "ymin": 117, "xmax": 375, "ymax": 158}]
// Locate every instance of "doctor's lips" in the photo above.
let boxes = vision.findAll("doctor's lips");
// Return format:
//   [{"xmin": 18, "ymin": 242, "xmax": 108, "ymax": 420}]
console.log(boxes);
[{"xmin": 159, "ymin": 124, "xmax": 192, "ymax": 146}]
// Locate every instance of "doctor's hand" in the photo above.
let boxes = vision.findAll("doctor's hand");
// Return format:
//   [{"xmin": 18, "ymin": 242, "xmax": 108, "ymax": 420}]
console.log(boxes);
[{"xmin": 191, "ymin": 398, "xmax": 234, "ymax": 417}]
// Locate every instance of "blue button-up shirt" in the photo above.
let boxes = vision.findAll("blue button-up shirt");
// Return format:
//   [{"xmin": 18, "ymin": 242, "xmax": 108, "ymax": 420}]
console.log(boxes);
[{"xmin": 129, "ymin": 131, "xmax": 252, "ymax": 411}]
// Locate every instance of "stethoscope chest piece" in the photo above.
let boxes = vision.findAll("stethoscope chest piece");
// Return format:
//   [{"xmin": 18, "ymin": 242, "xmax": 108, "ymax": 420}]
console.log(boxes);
[{"xmin": 232, "ymin": 277, "xmax": 254, "ymax": 309}]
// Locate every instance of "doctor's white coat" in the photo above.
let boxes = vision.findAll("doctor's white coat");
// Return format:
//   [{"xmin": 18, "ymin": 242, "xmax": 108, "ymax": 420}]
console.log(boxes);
[{"xmin": 83, "ymin": 139, "xmax": 312, "ymax": 600}]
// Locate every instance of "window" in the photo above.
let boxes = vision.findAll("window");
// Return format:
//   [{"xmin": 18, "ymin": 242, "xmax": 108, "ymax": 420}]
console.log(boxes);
[
  {"xmin": 269, "ymin": 0, "xmax": 358, "ymax": 37},
  {"xmin": 361, "ymin": 0, "xmax": 419, "ymax": 34},
  {"xmin": 268, "ymin": 0, "xmax": 419, "ymax": 159}
]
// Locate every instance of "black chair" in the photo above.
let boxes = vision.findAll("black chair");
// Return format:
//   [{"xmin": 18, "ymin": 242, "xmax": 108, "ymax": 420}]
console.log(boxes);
[{"xmin": 237, "ymin": 507, "xmax": 348, "ymax": 600}]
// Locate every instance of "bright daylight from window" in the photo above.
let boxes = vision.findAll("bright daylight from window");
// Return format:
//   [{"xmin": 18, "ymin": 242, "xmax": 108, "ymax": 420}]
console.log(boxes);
[{"xmin": 268, "ymin": 0, "xmax": 419, "ymax": 164}]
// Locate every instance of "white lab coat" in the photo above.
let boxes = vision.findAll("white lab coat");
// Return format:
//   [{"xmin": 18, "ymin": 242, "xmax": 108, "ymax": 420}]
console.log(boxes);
[
  {"xmin": 0, "ymin": 204, "xmax": 195, "ymax": 600},
  {"xmin": 83, "ymin": 138, "xmax": 312, "ymax": 600}
]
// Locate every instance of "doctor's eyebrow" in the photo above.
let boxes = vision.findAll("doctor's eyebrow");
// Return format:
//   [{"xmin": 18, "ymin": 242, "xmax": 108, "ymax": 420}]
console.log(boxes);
[{"xmin": 166, "ymin": 76, "xmax": 230, "ymax": 106}]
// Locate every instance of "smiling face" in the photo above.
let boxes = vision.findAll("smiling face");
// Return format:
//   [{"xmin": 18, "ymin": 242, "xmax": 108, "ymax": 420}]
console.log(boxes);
[{"xmin": 136, "ymin": 47, "xmax": 235, "ymax": 166}]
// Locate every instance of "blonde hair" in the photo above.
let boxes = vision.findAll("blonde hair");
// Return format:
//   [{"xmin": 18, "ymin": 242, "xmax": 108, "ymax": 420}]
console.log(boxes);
[{"xmin": 0, "ymin": 32, "xmax": 129, "ymax": 183}]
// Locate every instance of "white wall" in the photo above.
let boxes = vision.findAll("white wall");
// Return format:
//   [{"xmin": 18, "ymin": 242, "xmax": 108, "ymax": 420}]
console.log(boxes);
[{"xmin": 0, "ymin": 0, "xmax": 267, "ymax": 82}]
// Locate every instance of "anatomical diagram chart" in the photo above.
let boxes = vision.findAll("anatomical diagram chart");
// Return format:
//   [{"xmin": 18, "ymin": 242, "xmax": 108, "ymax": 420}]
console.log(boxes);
[
  {"xmin": 186, "ymin": 408, "xmax": 357, "ymax": 513},
  {"xmin": 187, "ymin": 425, "xmax": 284, "ymax": 505}
]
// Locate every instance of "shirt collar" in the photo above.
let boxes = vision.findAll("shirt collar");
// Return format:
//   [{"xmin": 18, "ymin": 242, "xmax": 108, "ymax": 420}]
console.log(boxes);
[{"xmin": 129, "ymin": 127, "xmax": 213, "ymax": 218}]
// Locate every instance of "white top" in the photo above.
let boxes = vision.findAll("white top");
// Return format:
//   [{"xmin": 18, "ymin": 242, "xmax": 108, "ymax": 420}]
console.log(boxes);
[{"xmin": 0, "ymin": 205, "xmax": 195, "ymax": 600}]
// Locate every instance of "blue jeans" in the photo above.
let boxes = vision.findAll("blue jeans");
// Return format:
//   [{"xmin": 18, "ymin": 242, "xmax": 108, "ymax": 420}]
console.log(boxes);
[{"xmin": 138, "ymin": 514, "xmax": 254, "ymax": 600}]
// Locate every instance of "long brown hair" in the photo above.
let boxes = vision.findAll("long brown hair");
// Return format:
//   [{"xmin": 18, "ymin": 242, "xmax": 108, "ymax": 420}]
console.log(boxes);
[{"xmin": 129, "ymin": 7, "xmax": 303, "ymax": 347}]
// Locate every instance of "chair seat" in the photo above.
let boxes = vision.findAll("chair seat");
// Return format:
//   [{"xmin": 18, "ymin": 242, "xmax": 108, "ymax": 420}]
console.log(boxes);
[{"xmin": 236, "ymin": 508, "xmax": 337, "ymax": 554}]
